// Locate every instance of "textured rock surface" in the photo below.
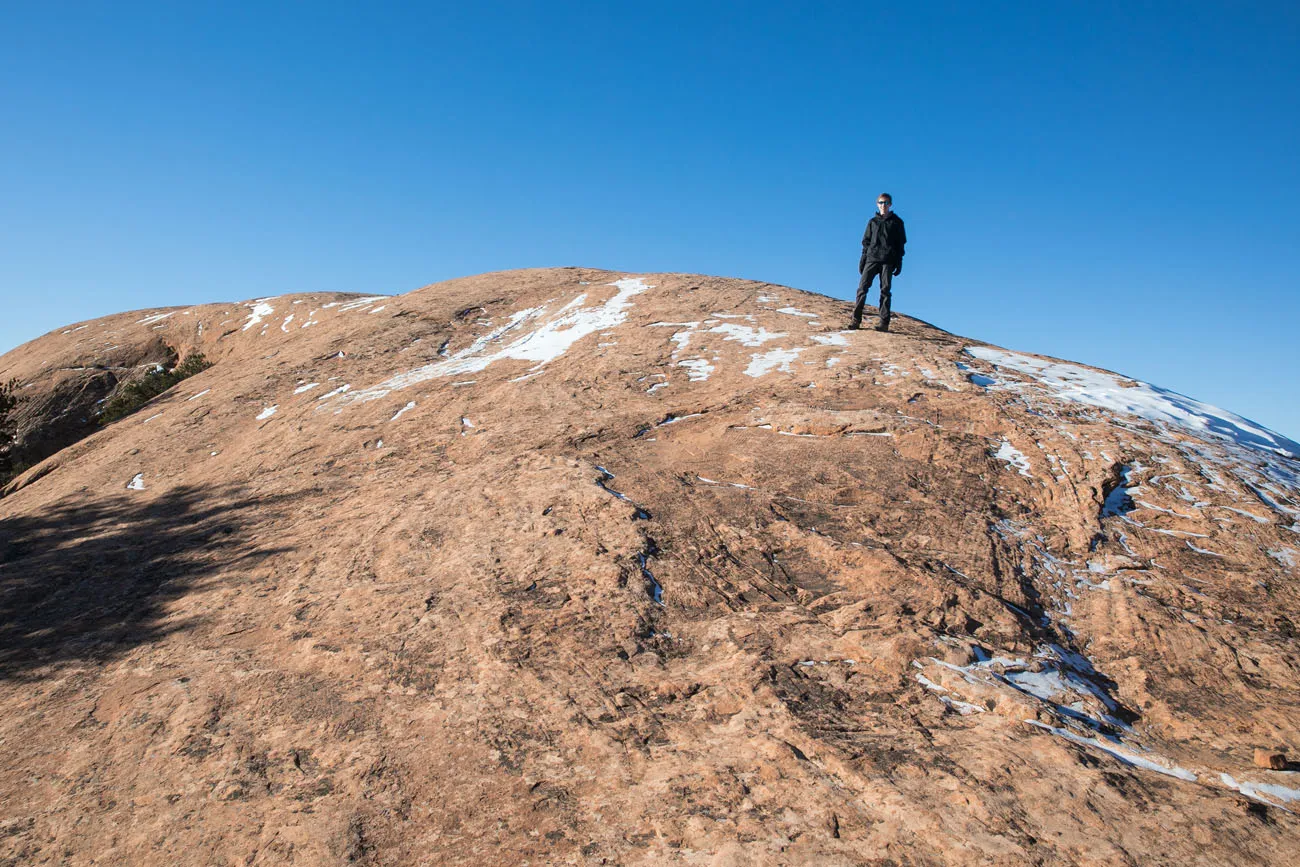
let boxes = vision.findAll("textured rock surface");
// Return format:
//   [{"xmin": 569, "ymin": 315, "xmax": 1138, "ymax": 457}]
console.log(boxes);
[{"xmin": 1, "ymin": 268, "xmax": 1298, "ymax": 865}]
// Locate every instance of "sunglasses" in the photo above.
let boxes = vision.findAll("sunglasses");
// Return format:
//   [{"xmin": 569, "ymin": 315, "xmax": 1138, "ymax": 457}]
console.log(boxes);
[{"xmin": 877, "ymin": 201, "xmax": 890, "ymax": 205}]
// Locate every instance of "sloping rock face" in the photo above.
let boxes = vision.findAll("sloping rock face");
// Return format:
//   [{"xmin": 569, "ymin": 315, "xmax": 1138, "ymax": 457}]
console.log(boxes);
[{"xmin": 1, "ymin": 268, "xmax": 1298, "ymax": 865}]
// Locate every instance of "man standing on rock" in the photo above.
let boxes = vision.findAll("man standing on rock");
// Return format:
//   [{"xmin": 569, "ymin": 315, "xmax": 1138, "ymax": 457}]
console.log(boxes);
[{"xmin": 850, "ymin": 192, "xmax": 906, "ymax": 332}]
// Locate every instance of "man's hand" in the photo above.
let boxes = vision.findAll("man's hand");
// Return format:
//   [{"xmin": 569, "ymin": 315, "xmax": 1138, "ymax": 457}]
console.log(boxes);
[
  {"xmin": 859, "ymin": 255, "xmax": 867, "ymax": 274},
  {"xmin": 892, "ymin": 263, "xmax": 902, "ymax": 277}
]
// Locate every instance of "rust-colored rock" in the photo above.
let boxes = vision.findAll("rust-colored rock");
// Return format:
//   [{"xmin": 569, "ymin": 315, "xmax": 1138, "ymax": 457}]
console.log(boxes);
[
  {"xmin": 1255, "ymin": 749, "xmax": 1288, "ymax": 770},
  {"xmin": 1, "ymin": 268, "xmax": 1298, "ymax": 865}
]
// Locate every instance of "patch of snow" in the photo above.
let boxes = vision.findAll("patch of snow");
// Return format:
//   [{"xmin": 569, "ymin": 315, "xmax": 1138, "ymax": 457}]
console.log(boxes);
[
  {"xmin": 452, "ymin": 380, "xmax": 475, "ymax": 387},
  {"xmin": 294, "ymin": 382, "xmax": 320, "ymax": 394},
  {"xmin": 391, "ymin": 401, "xmax": 416, "ymax": 421},
  {"xmin": 967, "ymin": 346, "xmax": 1300, "ymax": 459},
  {"xmin": 756, "ymin": 295, "xmax": 776, "ymax": 303},
  {"xmin": 242, "ymin": 300, "xmax": 275, "ymax": 331},
  {"xmin": 1268, "ymin": 548, "xmax": 1297, "ymax": 569},
  {"xmin": 696, "ymin": 475, "xmax": 752, "ymax": 490},
  {"xmin": 1102, "ymin": 466, "xmax": 1137, "ymax": 517},
  {"xmin": 317, "ymin": 384, "xmax": 352, "ymax": 400},
  {"xmin": 332, "ymin": 278, "xmax": 651, "ymax": 405},
  {"xmin": 143, "ymin": 413, "xmax": 162, "ymax": 423},
  {"xmin": 281, "ymin": 315, "xmax": 294, "ymax": 331},
  {"xmin": 1217, "ymin": 506, "xmax": 1270, "ymax": 524},
  {"xmin": 1186, "ymin": 541, "xmax": 1223, "ymax": 557},
  {"xmin": 338, "ymin": 296, "xmax": 387, "ymax": 311},
  {"xmin": 745, "ymin": 348, "xmax": 804, "ymax": 377},
  {"xmin": 187, "ymin": 389, "xmax": 211, "ymax": 401},
  {"xmin": 678, "ymin": 359, "xmax": 714, "ymax": 382},
  {"xmin": 809, "ymin": 333, "xmax": 849, "ymax": 346},
  {"xmin": 969, "ymin": 373, "xmax": 997, "ymax": 388},
  {"xmin": 368, "ymin": 305, "xmax": 386, "ymax": 314},
  {"xmin": 708, "ymin": 323, "xmax": 787, "ymax": 346},
  {"xmin": 1026, "ymin": 721, "xmax": 1197, "ymax": 781},
  {"xmin": 126, "ymin": 473, "xmax": 145, "ymax": 491},
  {"xmin": 1220, "ymin": 774, "xmax": 1300, "ymax": 811},
  {"xmin": 993, "ymin": 440, "xmax": 1032, "ymax": 477},
  {"xmin": 137, "ymin": 312, "xmax": 174, "ymax": 325},
  {"xmin": 776, "ymin": 307, "xmax": 818, "ymax": 318},
  {"xmin": 461, "ymin": 417, "xmax": 475, "ymax": 428},
  {"xmin": 646, "ymin": 382, "xmax": 669, "ymax": 394},
  {"xmin": 256, "ymin": 406, "xmax": 278, "ymax": 420}
]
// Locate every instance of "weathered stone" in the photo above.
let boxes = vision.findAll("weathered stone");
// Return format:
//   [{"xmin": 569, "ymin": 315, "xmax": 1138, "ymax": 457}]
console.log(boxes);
[{"xmin": 1, "ymin": 268, "xmax": 1298, "ymax": 865}]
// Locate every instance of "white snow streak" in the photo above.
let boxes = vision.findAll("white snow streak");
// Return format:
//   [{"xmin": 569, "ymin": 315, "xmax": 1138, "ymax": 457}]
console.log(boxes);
[
  {"xmin": 745, "ymin": 348, "xmax": 803, "ymax": 377},
  {"xmin": 328, "ymin": 278, "xmax": 651, "ymax": 406},
  {"xmin": 967, "ymin": 346, "xmax": 1300, "ymax": 458},
  {"xmin": 242, "ymin": 300, "xmax": 275, "ymax": 331},
  {"xmin": 993, "ymin": 440, "xmax": 1032, "ymax": 477}
]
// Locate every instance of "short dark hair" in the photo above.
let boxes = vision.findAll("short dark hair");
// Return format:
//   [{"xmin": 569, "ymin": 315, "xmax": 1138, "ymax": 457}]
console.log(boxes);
[{"xmin": 877, "ymin": 192, "xmax": 892, "ymax": 203}]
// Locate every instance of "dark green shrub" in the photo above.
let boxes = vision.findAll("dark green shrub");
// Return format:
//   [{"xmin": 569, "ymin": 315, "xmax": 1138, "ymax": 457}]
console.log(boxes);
[
  {"xmin": 98, "ymin": 353, "xmax": 213, "ymax": 425},
  {"xmin": 0, "ymin": 378, "xmax": 22, "ymax": 479}
]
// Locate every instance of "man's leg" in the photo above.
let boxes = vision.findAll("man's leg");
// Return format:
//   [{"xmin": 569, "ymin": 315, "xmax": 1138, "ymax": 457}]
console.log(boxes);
[
  {"xmin": 851, "ymin": 263, "xmax": 881, "ymax": 327},
  {"xmin": 876, "ymin": 266, "xmax": 893, "ymax": 331}
]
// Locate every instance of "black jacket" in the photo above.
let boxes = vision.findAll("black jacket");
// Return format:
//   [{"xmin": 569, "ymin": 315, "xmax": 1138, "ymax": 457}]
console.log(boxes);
[{"xmin": 860, "ymin": 212, "xmax": 906, "ymax": 268}]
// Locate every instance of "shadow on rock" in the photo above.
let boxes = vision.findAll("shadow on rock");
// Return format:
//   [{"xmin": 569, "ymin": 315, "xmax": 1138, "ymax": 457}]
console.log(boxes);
[{"xmin": 0, "ymin": 485, "xmax": 291, "ymax": 681}]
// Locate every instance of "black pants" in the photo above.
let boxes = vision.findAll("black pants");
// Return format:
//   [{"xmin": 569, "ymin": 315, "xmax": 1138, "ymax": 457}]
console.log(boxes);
[{"xmin": 853, "ymin": 261, "xmax": 893, "ymax": 327}]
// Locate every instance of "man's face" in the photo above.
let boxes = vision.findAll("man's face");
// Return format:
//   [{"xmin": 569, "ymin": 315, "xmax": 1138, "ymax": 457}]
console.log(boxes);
[{"xmin": 877, "ymin": 197, "xmax": 891, "ymax": 215}]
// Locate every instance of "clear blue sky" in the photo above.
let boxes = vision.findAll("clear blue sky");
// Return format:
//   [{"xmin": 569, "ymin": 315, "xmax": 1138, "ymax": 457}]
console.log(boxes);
[{"xmin": 2, "ymin": 2, "xmax": 1297, "ymax": 438}]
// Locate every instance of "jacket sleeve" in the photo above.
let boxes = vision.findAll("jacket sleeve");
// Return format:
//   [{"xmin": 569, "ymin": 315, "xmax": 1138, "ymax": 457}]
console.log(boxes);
[{"xmin": 898, "ymin": 219, "xmax": 907, "ymax": 260}]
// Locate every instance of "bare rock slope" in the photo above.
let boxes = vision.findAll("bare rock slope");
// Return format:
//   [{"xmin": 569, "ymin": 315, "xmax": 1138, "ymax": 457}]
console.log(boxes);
[{"xmin": 1, "ymin": 268, "xmax": 1298, "ymax": 865}]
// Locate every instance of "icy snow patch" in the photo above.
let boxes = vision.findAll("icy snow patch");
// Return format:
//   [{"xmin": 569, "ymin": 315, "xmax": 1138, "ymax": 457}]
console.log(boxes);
[
  {"xmin": 1268, "ymin": 548, "xmax": 1297, "ymax": 569},
  {"xmin": 330, "ymin": 278, "xmax": 651, "ymax": 405},
  {"xmin": 137, "ymin": 312, "xmax": 174, "ymax": 325},
  {"xmin": 967, "ymin": 346, "xmax": 1300, "ymax": 459},
  {"xmin": 338, "ymin": 296, "xmax": 387, "ymax": 311},
  {"xmin": 1220, "ymin": 774, "xmax": 1300, "ymax": 811},
  {"xmin": 993, "ymin": 440, "xmax": 1032, "ymax": 477},
  {"xmin": 707, "ymin": 323, "xmax": 787, "ymax": 346},
  {"xmin": 256, "ymin": 406, "xmax": 278, "ymax": 420},
  {"xmin": 678, "ymin": 359, "xmax": 714, "ymax": 382},
  {"xmin": 1025, "ymin": 721, "xmax": 1197, "ymax": 781},
  {"xmin": 294, "ymin": 382, "xmax": 320, "ymax": 394},
  {"xmin": 242, "ymin": 300, "xmax": 275, "ymax": 331},
  {"xmin": 776, "ymin": 307, "xmax": 818, "ymax": 318},
  {"xmin": 810, "ymin": 333, "xmax": 849, "ymax": 346},
  {"xmin": 317, "ymin": 384, "xmax": 351, "ymax": 400},
  {"xmin": 745, "ymin": 348, "xmax": 804, "ymax": 377},
  {"xmin": 126, "ymin": 474, "xmax": 145, "ymax": 491},
  {"xmin": 1102, "ymin": 466, "xmax": 1138, "ymax": 517},
  {"xmin": 187, "ymin": 389, "xmax": 211, "ymax": 401},
  {"xmin": 391, "ymin": 401, "xmax": 416, "ymax": 421}
]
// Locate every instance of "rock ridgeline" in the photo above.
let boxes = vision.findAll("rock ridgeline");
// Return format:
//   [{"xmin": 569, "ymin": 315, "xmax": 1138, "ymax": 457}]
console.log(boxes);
[{"xmin": 1, "ymin": 268, "xmax": 1297, "ymax": 866}]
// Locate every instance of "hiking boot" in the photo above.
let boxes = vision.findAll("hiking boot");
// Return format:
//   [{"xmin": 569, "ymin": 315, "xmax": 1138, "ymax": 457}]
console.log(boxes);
[
  {"xmin": 845, "ymin": 320, "xmax": 862, "ymax": 331},
  {"xmin": 874, "ymin": 322, "xmax": 890, "ymax": 332}
]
